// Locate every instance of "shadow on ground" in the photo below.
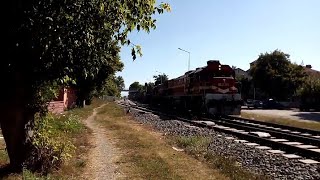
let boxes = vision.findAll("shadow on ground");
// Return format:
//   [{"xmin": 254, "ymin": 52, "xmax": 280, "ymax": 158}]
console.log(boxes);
[
  {"xmin": 292, "ymin": 112, "xmax": 320, "ymax": 122},
  {"xmin": 0, "ymin": 164, "xmax": 20, "ymax": 179}
]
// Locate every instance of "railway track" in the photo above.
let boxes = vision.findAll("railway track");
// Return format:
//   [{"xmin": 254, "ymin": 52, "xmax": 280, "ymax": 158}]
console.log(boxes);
[
  {"xmin": 219, "ymin": 116, "xmax": 320, "ymax": 145},
  {"xmin": 225, "ymin": 115, "xmax": 320, "ymax": 137},
  {"xmin": 118, "ymin": 101, "xmax": 320, "ymax": 162}
]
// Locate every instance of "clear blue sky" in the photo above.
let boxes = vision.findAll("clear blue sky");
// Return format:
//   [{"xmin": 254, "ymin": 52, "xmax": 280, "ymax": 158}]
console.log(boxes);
[{"xmin": 118, "ymin": 0, "xmax": 320, "ymax": 89}]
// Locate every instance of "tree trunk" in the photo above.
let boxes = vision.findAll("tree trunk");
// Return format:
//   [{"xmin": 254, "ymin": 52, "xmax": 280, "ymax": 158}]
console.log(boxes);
[
  {"xmin": 0, "ymin": 107, "xmax": 33, "ymax": 171},
  {"xmin": 0, "ymin": 72, "xmax": 34, "ymax": 171}
]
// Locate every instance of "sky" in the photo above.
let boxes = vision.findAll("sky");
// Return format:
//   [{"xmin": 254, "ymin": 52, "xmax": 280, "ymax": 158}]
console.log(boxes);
[{"xmin": 118, "ymin": 0, "xmax": 320, "ymax": 89}]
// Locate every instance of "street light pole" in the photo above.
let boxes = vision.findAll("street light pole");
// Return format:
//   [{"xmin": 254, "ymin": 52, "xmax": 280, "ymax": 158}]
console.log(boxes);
[{"xmin": 178, "ymin": 48, "xmax": 191, "ymax": 71}]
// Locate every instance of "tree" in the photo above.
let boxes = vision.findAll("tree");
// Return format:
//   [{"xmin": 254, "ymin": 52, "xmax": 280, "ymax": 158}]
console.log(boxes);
[
  {"xmin": 249, "ymin": 50, "xmax": 306, "ymax": 101},
  {"xmin": 145, "ymin": 82, "xmax": 155, "ymax": 92},
  {"xmin": 115, "ymin": 76, "xmax": 125, "ymax": 92},
  {"xmin": 104, "ymin": 76, "xmax": 121, "ymax": 97},
  {"xmin": 236, "ymin": 76, "xmax": 252, "ymax": 100},
  {"xmin": 103, "ymin": 75, "xmax": 125, "ymax": 97},
  {"xmin": 92, "ymin": 75, "xmax": 124, "ymax": 98},
  {"xmin": 74, "ymin": 53, "xmax": 124, "ymax": 106},
  {"xmin": 297, "ymin": 76, "xmax": 320, "ymax": 110},
  {"xmin": 129, "ymin": 82, "xmax": 143, "ymax": 92},
  {"xmin": 128, "ymin": 82, "xmax": 144, "ymax": 101},
  {"xmin": 2, "ymin": 0, "xmax": 170, "ymax": 170},
  {"xmin": 153, "ymin": 74, "xmax": 169, "ymax": 85}
]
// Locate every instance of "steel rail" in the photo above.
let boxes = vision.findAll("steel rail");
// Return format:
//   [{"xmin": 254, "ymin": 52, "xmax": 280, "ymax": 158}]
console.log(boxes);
[
  {"xmin": 203, "ymin": 117, "xmax": 320, "ymax": 146},
  {"xmin": 117, "ymin": 102, "xmax": 320, "ymax": 160},
  {"xmin": 225, "ymin": 115, "xmax": 320, "ymax": 136}
]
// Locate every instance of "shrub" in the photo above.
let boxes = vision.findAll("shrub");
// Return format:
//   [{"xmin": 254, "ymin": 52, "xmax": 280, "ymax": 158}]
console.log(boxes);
[
  {"xmin": 24, "ymin": 113, "xmax": 80, "ymax": 174},
  {"xmin": 297, "ymin": 77, "xmax": 320, "ymax": 110}
]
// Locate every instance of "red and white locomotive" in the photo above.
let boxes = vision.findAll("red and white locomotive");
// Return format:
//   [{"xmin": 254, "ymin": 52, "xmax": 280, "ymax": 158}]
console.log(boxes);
[{"xmin": 151, "ymin": 60, "xmax": 242, "ymax": 116}]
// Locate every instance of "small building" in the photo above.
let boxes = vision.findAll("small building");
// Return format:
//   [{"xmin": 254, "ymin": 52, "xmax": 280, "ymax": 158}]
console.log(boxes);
[
  {"xmin": 304, "ymin": 64, "xmax": 320, "ymax": 78},
  {"xmin": 48, "ymin": 87, "xmax": 77, "ymax": 114},
  {"xmin": 234, "ymin": 68, "xmax": 251, "ymax": 79}
]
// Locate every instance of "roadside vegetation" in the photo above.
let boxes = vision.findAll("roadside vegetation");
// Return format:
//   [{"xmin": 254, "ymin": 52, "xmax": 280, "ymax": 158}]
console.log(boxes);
[
  {"xmin": 241, "ymin": 112, "xmax": 320, "ymax": 131},
  {"xmin": 174, "ymin": 136, "xmax": 267, "ymax": 180},
  {"xmin": 0, "ymin": 100, "xmax": 103, "ymax": 179},
  {"xmin": 96, "ymin": 102, "xmax": 266, "ymax": 180},
  {"xmin": 2, "ymin": 0, "xmax": 170, "ymax": 172}
]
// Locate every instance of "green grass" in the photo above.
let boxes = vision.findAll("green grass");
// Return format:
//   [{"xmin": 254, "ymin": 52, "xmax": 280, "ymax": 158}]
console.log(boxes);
[
  {"xmin": 0, "ymin": 150, "xmax": 9, "ymax": 164},
  {"xmin": 0, "ymin": 99, "xmax": 105, "ymax": 180}
]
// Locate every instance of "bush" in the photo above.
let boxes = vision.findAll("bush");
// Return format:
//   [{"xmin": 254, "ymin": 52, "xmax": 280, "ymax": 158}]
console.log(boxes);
[
  {"xmin": 297, "ymin": 77, "xmax": 320, "ymax": 110},
  {"xmin": 24, "ymin": 113, "xmax": 82, "ymax": 174}
]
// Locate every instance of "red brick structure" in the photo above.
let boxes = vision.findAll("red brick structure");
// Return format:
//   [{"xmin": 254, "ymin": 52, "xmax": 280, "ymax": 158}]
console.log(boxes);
[
  {"xmin": 304, "ymin": 65, "xmax": 320, "ymax": 78},
  {"xmin": 48, "ymin": 87, "xmax": 77, "ymax": 114}
]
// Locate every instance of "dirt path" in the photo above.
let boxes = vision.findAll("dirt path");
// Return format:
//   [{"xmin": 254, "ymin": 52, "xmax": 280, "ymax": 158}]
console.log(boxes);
[{"xmin": 82, "ymin": 105, "xmax": 122, "ymax": 180}]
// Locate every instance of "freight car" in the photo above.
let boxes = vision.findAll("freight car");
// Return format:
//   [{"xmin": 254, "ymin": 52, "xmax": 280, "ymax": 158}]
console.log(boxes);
[{"xmin": 150, "ymin": 60, "xmax": 242, "ymax": 116}]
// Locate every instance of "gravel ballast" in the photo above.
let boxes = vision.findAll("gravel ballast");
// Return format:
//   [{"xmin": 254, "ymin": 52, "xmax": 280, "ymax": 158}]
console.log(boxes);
[{"xmin": 128, "ymin": 109, "xmax": 320, "ymax": 180}]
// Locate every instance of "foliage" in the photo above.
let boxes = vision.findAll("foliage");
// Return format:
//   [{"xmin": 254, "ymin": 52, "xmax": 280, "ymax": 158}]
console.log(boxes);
[
  {"xmin": 3, "ymin": 0, "xmax": 170, "ymax": 110},
  {"xmin": 73, "ymin": 53, "xmax": 124, "ymax": 105},
  {"xmin": 115, "ymin": 76, "xmax": 125, "ymax": 91},
  {"xmin": 236, "ymin": 77, "xmax": 253, "ymax": 100},
  {"xmin": 297, "ymin": 76, "xmax": 320, "ymax": 110},
  {"xmin": 129, "ymin": 81, "xmax": 144, "ymax": 92},
  {"xmin": 101, "ymin": 75, "xmax": 124, "ymax": 97},
  {"xmin": 145, "ymin": 82, "xmax": 155, "ymax": 94},
  {"xmin": 89, "ymin": 75, "xmax": 124, "ymax": 98},
  {"xmin": 153, "ymin": 74, "xmax": 169, "ymax": 85},
  {"xmin": 249, "ymin": 50, "xmax": 306, "ymax": 100},
  {"xmin": 24, "ymin": 113, "xmax": 84, "ymax": 174},
  {"xmin": 2, "ymin": 0, "xmax": 170, "ymax": 169},
  {"xmin": 297, "ymin": 76, "xmax": 320, "ymax": 96}
]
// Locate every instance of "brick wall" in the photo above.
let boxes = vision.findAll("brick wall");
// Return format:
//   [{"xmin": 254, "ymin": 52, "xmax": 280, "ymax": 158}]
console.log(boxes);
[
  {"xmin": 48, "ymin": 101, "xmax": 65, "ymax": 114},
  {"xmin": 64, "ymin": 88, "xmax": 77, "ymax": 109},
  {"xmin": 48, "ymin": 87, "xmax": 77, "ymax": 114}
]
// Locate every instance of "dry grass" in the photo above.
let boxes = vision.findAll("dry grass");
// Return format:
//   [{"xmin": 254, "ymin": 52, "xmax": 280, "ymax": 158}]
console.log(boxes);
[
  {"xmin": 241, "ymin": 112, "xmax": 320, "ymax": 131},
  {"xmin": 96, "ymin": 103, "xmax": 228, "ymax": 180},
  {"xmin": 96, "ymin": 103, "xmax": 266, "ymax": 180},
  {"xmin": 173, "ymin": 136, "xmax": 267, "ymax": 180}
]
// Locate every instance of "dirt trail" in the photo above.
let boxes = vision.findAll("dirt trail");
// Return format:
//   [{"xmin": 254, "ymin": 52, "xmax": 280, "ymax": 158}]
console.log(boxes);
[{"xmin": 82, "ymin": 105, "xmax": 122, "ymax": 180}]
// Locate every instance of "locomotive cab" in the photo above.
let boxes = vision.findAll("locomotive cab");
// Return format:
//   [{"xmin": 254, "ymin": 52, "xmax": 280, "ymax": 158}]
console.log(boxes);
[{"xmin": 201, "ymin": 60, "xmax": 242, "ymax": 115}]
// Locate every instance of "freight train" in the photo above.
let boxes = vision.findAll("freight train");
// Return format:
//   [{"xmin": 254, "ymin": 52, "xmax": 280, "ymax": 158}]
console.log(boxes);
[{"xmin": 132, "ymin": 60, "xmax": 242, "ymax": 116}]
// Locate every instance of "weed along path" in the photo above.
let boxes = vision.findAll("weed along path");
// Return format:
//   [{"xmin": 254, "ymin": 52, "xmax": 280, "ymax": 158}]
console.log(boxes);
[{"xmin": 82, "ymin": 105, "xmax": 122, "ymax": 180}]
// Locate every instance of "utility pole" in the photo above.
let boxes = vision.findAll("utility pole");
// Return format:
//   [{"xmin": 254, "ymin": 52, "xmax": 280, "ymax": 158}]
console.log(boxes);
[{"xmin": 178, "ymin": 48, "xmax": 191, "ymax": 71}]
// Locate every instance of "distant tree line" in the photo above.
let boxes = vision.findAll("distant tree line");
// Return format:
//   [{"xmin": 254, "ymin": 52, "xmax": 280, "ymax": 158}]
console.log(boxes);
[
  {"xmin": 128, "ymin": 74, "xmax": 169, "ymax": 101},
  {"xmin": 237, "ymin": 49, "xmax": 320, "ymax": 103}
]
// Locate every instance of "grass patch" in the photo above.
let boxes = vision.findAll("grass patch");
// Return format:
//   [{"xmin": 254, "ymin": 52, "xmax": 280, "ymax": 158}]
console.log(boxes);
[
  {"xmin": 96, "ymin": 103, "xmax": 261, "ymax": 180},
  {"xmin": 0, "ymin": 99, "xmax": 104, "ymax": 179},
  {"xmin": 174, "ymin": 136, "xmax": 267, "ymax": 180},
  {"xmin": 175, "ymin": 136, "xmax": 211, "ymax": 154},
  {"xmin": 241, "ymin": 112, "xmax": 320, "ymax": 131}
]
